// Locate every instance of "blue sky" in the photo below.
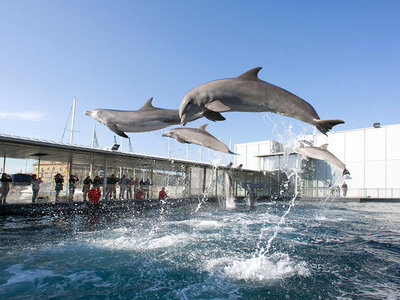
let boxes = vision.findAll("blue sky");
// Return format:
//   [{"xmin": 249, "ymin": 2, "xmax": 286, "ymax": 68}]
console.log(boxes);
[{"xmin": 1, "ymin": 0, "xmax": 399, "ymax": 163}]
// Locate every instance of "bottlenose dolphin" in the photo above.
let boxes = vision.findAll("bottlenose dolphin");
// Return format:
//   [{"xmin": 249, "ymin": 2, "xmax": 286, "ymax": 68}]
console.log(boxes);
[
  {"xmin": 85, "ymin": 97, "xmax": 203, "ymax": 138},
  {"xmin": 294, "ymin": 144, "xmax": 350, "ymax": 176},
  {"xmin": 246, "ymin": 184, "xmax": 256, "ymax": 207},
  {"xmin": 161, "ymin": 124, "xmax": 236, "ymax": 154},
  {"xmin": 224, "ymin": 172, "xmax": 235, "ymax": 209},
  {"xmin": 179, "ymin": 67, "xmax": 344, "ymax": 134}
]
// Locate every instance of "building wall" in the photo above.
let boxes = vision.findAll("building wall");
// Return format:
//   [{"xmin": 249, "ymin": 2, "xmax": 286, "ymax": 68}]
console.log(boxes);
[{"xmin": 234, "ymin": 123, "xmax": 400, "ymax": 198}]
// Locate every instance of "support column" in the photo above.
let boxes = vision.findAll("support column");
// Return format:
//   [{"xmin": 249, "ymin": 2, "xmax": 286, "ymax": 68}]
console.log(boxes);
[
  {"xmin": 202, "ymin": 166, "xmax": 207, "ymax": 194},
  {"xmin": 2, "ymin": 153, "xmax": 6, "ymax": 173},
  {"xmin": 103, "ymin": 162, "xmax": 108, "ymax": 201}
]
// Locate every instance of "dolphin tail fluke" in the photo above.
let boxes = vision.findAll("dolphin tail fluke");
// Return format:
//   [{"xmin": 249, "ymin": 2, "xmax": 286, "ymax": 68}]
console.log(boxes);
[
  {"xmin": 343, "ymin": 169, "xmax": 350, "ymax": 176},
  {"xmin": 314, "ymin": 119, "xmax": 345, "ymax": 135},
  {"xmin": 202, "ymin": 110, "xmax": 226, "ymax": 122}
]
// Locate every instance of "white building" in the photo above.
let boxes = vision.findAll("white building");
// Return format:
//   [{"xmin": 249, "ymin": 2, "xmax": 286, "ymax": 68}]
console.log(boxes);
[{"xmin": 234, "ymin": 123, "xmax": 400, "ymax": 199}]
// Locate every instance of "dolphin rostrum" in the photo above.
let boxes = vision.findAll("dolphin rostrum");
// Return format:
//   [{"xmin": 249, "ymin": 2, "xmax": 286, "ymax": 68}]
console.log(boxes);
[
  {"xmin": 294, "ymin": 143, "xmax": 350, "ymax": 176},
  {"xmin": 161, "ymin": 124, "xmax": 236, "ymax": 154},
  {"xmin": 85, "ymin": 97, "xmax": 203, "ymax": 138},
  {"xmin": 179, "ymin": 67, "xmax": 344, "ymax": 135}
]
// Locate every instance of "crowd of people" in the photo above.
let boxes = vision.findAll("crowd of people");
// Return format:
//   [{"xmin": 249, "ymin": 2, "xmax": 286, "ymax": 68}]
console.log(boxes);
[{"xmin": 0, "ymin": 171, "xmax": 170, "ymax": 204}]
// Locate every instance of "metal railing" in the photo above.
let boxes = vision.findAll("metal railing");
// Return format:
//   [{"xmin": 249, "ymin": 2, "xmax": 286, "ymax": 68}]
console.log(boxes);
[{"xmin": 301, "ymin": 187, "xmax": 400, "ymax": 199}]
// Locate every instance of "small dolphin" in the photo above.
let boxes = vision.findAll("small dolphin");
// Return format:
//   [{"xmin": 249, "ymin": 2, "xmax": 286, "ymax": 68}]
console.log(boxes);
[
  {"xmin": 179, "ymin": 67, "xmax": 344, "ymax": 134},
  {"xmin": 162, "ymin": 124, "xmax": 236, "ymax": 154},
  {"xmin": 246, "ymin": 184, "xmax": 256, "ymax": 207},
  {"xmin": 294, "ymin": 144, "xmax": 350, "ymax": 176},
  {"xmin": 224, "ymin": 172, "xmax": 235, "ymax": 209},
  {"xmin": 85, "ymin": 97, "xmax": 203, "ymax": 138}
]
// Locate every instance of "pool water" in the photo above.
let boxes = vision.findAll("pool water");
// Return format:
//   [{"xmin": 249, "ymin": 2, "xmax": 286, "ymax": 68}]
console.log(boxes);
[{"xmin": 0, "ymin": 200, "xmax": 399, "ymax": 299}]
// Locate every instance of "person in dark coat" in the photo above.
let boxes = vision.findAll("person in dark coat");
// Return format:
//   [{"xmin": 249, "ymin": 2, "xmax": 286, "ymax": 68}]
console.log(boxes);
[
  {"xmin": 0, "ymin": 173, "xmax": 12, "ymax": 204},
  {"xmin": 54, "ymin": 173, "xmax": 64, "ymax": 202}
]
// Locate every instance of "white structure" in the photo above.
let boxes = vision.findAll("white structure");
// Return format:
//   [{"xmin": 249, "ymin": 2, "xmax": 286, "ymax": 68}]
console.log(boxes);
[{"xmin": 234, "ymin": 123, "xmax": 400, "ymax": 198}]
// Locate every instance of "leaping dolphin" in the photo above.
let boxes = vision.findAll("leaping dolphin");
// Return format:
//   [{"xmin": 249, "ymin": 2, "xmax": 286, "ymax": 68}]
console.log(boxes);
[
  {"xmin": 85, "ymin": 97, "xmax": 203, "ymax": 138},
  {"xmin": 294, "ymin": 143, "xmax": 350, "ymax": 176},
  {"xmin": 179, "ymin": 67, "xmax": 344, "ymax": 134},
  {"xmin": 161, "ymin": 124, "xmax": 236, "ymax": 154}
]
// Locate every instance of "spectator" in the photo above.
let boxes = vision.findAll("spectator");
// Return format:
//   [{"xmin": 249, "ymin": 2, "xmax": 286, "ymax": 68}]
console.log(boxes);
[
  {"xmin": 82, "ymin": 176, "xmax": 92, "ymax": 202},
  {"xmin": 54, "ymin": 173, "xmax": 64, "ymax": 202},
  {"xmin": 107, "ymin": 174, "xmax": 118, "ymax": 200},
  {"xmin": 135, "ymin": 189, "xmax": 144, "ymax": 200},
  {"xmin": 31, "ymin": 174, "xmax": 42, "ymax": 203},
  {"xmin": 126, "ymin": 177, "xmax": 134, "ymax": 200},
  {"xmin": 144, "ymin": 178, "xmax": 151, "ymax": 199},
  {"xmin": 69, "ymin": 175, "xmax": 79, "ymax": 201},
  {"xmin": 158, "ymin": 187, "xmax": 168, "ymax": 200},
  {"xmin": 0, "ymin": 173, "xmax": 12, "ymax": 204},
  {"xmin": 88, "ymin": 186, "xmax": 102, "ymax": 205},
  {"xmin": 119, "ymin": 175, "xmax": 130, "ymax": 200},
  {"xmin": 93, "ymin": 175, "xmax": 101, "ymax": 188}
]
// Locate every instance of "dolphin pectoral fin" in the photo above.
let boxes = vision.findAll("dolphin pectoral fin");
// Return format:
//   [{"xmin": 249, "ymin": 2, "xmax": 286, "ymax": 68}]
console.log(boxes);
[
  {"xmin": 106, "ymin": 123, "xmax": 129, "ymax": 138},
  {"xmin": 205, "ymin": 101, "xmax": 231, "ymax": 112},
  {"xmin": 314, "ymin": 119, "xmax": 344, "ymax": 135},
  {"xmin": 176, "ymin": 137, "xmax": 188, "ymax": 144},
  {"xmin": 301, "ymin": 155, "xmax": 309, "ymax": 161},
  {"xmin": 202, "ymin": 110, "xmax": 226, "ymax": 122}
]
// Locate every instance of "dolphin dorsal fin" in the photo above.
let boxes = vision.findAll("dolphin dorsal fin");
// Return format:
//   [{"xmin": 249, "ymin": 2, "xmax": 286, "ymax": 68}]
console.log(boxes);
[
  {"xmin": 139, "ymin": 97, "xmax": 155, "ymax": 111},
  {"xmin": 320, "ymin": 144, "xmax": 328, "ymax": 150},
  {"xmin": 237, "ymin": 67, "xmax": 262, "ymax": 80},
  {"xmin": 198, "ymin": 124, "xmax": 208, "ymax": 131}
]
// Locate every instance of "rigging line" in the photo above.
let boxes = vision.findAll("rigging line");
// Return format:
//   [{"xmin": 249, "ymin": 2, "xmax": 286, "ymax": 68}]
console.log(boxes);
[{"xmin": 61, "ymin": 103, "xmax": 73, "ymax": 143}]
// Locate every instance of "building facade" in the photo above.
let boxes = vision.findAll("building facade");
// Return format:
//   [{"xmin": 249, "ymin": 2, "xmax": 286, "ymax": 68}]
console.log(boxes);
[{"xmin": 234, "ymin": 123, "xmax": 400, "ymax": 198}]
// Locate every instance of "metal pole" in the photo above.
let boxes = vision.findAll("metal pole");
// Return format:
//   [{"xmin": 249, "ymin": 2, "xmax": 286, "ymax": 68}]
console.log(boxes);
[
  {"xmin": 103, "ymin": 163, "xmax": 108, "ymax": 201},
  {"xmin": 37, "ymin": 157, "xmax": 41, "ymax": 177},
  {"xmin": 69, "ymin": 97, "xmax": 76, "ymax": 144},
  {"xmin": 91, "ymin": 123, "xmax": 96, "ymax": 147},
  {"xmin": 2, "ymin": 153, "xmax": 6, "ymax": 173}
]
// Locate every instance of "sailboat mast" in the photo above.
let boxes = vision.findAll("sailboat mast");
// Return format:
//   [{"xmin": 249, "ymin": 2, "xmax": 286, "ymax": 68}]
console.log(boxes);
[{"xmin": 69, "ymin": 97, "xmax": 76, "ymax": 144}]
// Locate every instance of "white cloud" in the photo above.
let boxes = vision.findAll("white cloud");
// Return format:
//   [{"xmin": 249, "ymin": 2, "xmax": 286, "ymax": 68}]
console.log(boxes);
[{"xmin": 0, "ymin": 111, "xmax": 46, "ymax": 121}]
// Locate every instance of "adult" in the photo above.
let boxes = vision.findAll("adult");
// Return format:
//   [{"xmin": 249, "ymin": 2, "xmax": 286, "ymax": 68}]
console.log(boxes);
[
  {"xmin": 82, "ymin": 176, "xmax": 92, "ymax": 202},
  {"xmin": 126, "ymin": 177, "xmax": 134, "ymax": 200},
  {"xmin": 144, "ymin": 178, "xmax": 151, "ymax": 199},
  {"xmin": 69, "ymin": 175, "xmax": 79, "ymax": 201},
  {"xmin": 119, "ymin": 175, "xmax": 129, "ymax": 200},
  {"xmin": 158, "ymin": 187, "xmax": 168, "ymax": 200},
  {"xmin": 0, "ymin": 173, "xmax": 12, "ymax": 204},
  {"xmin": 31, "ymin": 174, "xmax": 42, "ymax": 203},
  {"xmin": 54, "ymin": 173, "xmax": 64, "ymax": 202},
  {"xmin": 93, "ymin": 175, "xmax": 102, "ymax": 188},
  {"xmin": 107, "ymin": 174, "xmax": 118, "ymax": 200}
]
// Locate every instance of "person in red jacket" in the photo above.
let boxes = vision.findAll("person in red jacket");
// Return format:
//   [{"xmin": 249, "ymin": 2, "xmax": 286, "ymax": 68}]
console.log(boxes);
[
  {"xmin": 158, "ymin": 187, "xmax": 168, "ymax": 200},
  {"xmin": 88, "ymin": 187, "xmax": 101, "ymax": 204},
  {"xmin": 135, "ymin": 189, "xmax": 144, "ymax": 200}
]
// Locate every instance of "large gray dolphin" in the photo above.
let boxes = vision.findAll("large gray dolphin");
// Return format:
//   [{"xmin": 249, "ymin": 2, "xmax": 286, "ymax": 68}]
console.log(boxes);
[
  {"xmin": 85, "ymin": 97, "xmax": 203, "ymax": 138},
  {"xmin": 161, "ymin": 124, "xmax": 236, "ymax": 154},
  {"xmin": 179, "ymin": 67, "xmax": 344, "ymax": 134},
  {"xmin": 294, "ymin": 143, "xmax": 350, "ymax": 176}
]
